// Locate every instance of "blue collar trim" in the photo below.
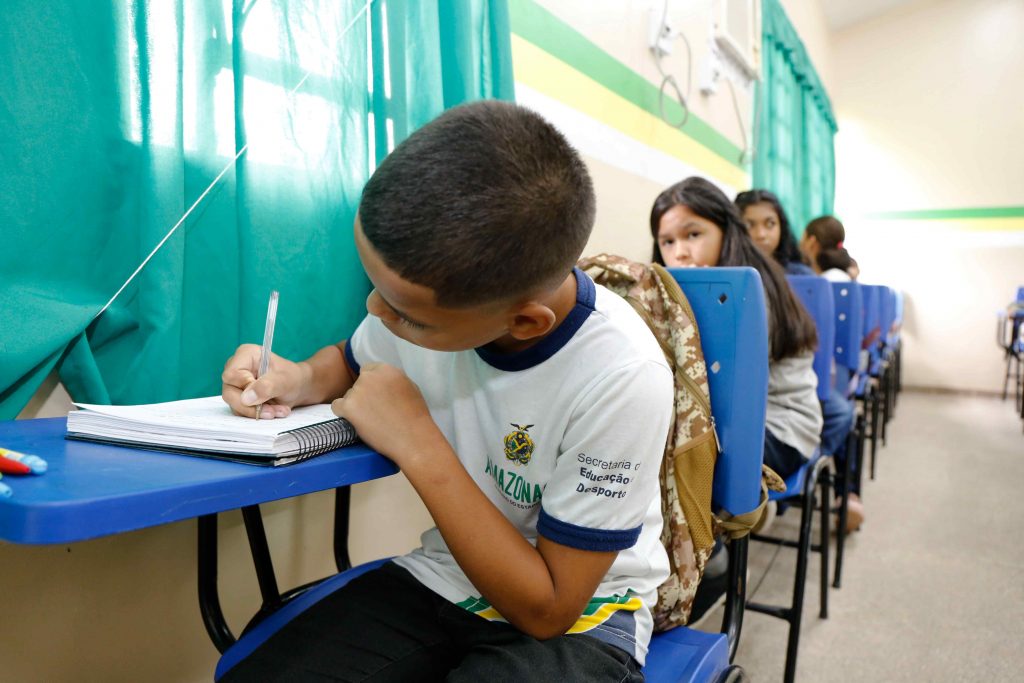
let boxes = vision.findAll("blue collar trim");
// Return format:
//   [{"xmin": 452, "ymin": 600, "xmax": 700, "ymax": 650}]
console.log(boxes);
[{"xmin": 474, "ymin": 268, "xmax": 596, "ymax": 372}]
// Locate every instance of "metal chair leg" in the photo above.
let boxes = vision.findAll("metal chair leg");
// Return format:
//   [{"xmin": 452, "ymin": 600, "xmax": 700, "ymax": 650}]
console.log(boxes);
[
  {"xmin": 881, "ymin": 367, "xmax": 890, "ymax": 446},
  {"xmin": 780, "ymin": 469, "xmax": 819, "ymax": 683},
  {"xmin": 869, "ymin": 386, "xmax": 880, "ymax": 480},
  {"xmin": 198, "ymin": 514, "xmax": 236, "ymax": 654},
  {"xmin": 721, "ymin": 536, "xmax": 749, "ymax": 662},
  {"xmin": 833, "ymin": 430, "xmax": 855, "ymax": 588},
  {"xmin": 818, "ymin": 468, "xmax": 830, "ymax": 619},
  {"xmin": 1003, "ymin": 350, "xmax": 1014, "ymax": 401}
]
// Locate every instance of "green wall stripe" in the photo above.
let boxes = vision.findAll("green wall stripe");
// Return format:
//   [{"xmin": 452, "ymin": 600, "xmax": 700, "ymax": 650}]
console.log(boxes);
[
  {"xmin": 865, "ymin": 207, "xmax": 1024, "ymax": 220},
  {"xmin": 508, "ymin": 0, "xmax": 745, "ymax": 172}
]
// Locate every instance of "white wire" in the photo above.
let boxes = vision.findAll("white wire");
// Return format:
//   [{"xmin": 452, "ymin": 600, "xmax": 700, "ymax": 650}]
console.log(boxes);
[
  {"xmin": 725, "ymin": 77, "xmax": 752, "ymax": 165},
  {"xmin": 652, "ymin": 0, "xmax": 691, "ymax": 130},
  {"xmin": 93, "ymin": 0, "xmax": 376, "ymax": 322}
]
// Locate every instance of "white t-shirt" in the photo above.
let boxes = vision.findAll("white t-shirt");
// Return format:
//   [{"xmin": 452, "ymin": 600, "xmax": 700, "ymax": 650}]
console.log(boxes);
[
  {"xmin": 822, "ymin": 268, "xmax": 852, "ymax": 282},
  {"xmin": 344, "ymin": 268, "xmax": 674, "ymax": 665},
  {"xmin": 766, "ymin": 351, "xmax": 823, "ymax": 458}
]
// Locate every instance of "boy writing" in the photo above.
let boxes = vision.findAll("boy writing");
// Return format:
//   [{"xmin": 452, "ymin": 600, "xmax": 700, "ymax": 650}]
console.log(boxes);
[{"xmin": 220, "ymin": 101, "xmax": 673, "ymax": 682}]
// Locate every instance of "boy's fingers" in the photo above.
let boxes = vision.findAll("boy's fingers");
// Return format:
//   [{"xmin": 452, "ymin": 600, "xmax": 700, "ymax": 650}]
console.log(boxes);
[
  {"xmin": 331, "ymin": 397, "xmax": 345, "ymax": 417},
  {"xmin": 222, "ymin": 385, "xmax": 256, "ymax": 418},
  {"xmin": 240, "ymin": 377, "xmax": 279, "ymax": 406},
  {"xmin": 222, "ymin": 365, "xmax": 256, "ymax": 389}
]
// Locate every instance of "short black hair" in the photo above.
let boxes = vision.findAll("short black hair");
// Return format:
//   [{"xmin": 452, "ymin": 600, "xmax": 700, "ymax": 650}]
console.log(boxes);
[
  {"xmin": 650, "ymin": 177, "xmax": 817, "ymax": 361},
  {"xmin": 734, "ymin": 189, "xmax": 808, "ymax": 269},
  {"xmin": 359, "ymin": 100, "xmax": 595, "ymax": 307}
]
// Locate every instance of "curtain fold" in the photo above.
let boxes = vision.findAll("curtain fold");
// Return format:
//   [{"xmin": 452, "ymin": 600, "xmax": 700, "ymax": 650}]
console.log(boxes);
[
  {"xmin": 1, "ymin": 0, "xmax": 514, "ymax": 419},
  {"xmin": 753, "ymin": 0, "xmax": 837, "ymax": 236}
]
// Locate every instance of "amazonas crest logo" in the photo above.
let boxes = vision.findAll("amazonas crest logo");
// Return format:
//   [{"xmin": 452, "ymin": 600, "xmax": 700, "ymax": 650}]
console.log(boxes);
[{"xmin": 504, "ymin": 423, "xmax": 535, "ymax": 466}]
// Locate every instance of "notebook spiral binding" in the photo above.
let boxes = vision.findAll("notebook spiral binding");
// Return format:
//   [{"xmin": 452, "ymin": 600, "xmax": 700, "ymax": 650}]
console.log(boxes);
[{"xmin": 287, "ymin": 419, "xmax": 358, "ymax": 460}]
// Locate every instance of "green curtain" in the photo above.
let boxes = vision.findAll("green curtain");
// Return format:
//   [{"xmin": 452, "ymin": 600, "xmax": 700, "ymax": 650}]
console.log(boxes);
[
  {"xmin": 753, "ymin": 0, "xmax": 837, "ymax": 236},
  {"xmin": 0, "ymin": 0, "xmax": 513, "ymax": 419}
]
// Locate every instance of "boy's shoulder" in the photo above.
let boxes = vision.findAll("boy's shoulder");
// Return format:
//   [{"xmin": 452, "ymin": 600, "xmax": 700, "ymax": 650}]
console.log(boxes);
[{"xmin": 578, "ymin": 281, "xmax": 671, "ymax": 371}]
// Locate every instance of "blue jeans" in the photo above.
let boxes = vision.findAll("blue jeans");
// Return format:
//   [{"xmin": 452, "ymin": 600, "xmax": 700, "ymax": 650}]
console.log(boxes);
[
  {"xmin": 763, "ymin": 430, "xmax": 807, "ymax": 482},
  {"xmin": 821, "ymin": 388, "xmax": 857, "ymax": 494}
]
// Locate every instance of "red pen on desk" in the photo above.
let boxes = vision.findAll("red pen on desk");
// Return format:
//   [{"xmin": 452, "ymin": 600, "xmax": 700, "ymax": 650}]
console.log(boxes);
[
  {"xmin": 0, "ymin": 448, "xmax": 48, "ymax": 475},
  {"xmin": 0, "ymin": 457, "xmax": 31, "ymax": 475}
]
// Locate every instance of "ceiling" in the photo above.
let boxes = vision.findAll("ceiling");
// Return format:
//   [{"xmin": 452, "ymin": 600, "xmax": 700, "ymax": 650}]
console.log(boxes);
[{"xmin": 820, "ymin": 0, "xmax": 919, "ymax": 31}]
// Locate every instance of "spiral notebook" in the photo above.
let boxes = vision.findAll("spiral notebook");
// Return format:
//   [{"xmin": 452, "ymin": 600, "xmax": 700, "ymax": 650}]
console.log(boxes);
[{"xmin": 66, "ymin": 396, "xmax": 358, "ymax": 466}]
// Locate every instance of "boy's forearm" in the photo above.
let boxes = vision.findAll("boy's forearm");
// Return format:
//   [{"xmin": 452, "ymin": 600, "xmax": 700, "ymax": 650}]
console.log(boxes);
[
  {"xmin": 298, "ymin": 342, "xmax": 355, "ymax": 405},
  {"xmin": 400, "ymin": 434, "xmax": 578, "ymax": 639}
]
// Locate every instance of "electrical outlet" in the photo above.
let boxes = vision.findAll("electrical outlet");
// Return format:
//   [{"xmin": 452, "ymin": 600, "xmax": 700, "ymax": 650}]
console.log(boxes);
[
  {"xmin": 699, "ymin": 53, "xmax": 722, "ymax": 95},
  {"xmin": 648, "ymin": 7, "xmax": 675, "ymax": 56}
]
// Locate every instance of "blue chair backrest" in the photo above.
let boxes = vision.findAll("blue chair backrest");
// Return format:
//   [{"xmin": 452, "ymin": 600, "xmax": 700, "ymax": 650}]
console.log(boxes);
[
  {"xmin": 786, "ymin": 275, "xmax": 836, "ymax": 401},
  {"xmin": 882, "ymin": 287, "xmax": 900, "ymax": 345},
  {"xmin": 1017, "ymin": 286, "xmax": 1024, "ymax": 303},
  {"xmin": 670, "ymin": 267, "xmax": 768, "ymax": 518},
  {"xmin": 831, "ymin": 281, "xmax": 862, "ymax": 373},
  {"xmin": 878, "ymin": 286, "xmax": 896, "ymax": 347},
  {"xmin": 861, "ymin": 284, "xmax": 881, "ymax": 355}
]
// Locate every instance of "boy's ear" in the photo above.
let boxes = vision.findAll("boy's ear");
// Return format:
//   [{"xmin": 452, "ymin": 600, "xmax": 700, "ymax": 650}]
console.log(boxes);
[{"xmin": 506, "ymin": 302, "xmax": 557, "ymax": 341}]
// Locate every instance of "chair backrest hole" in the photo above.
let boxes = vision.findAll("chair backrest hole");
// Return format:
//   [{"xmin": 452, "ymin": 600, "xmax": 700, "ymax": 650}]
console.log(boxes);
[
  {"xmin": 839, "ymin": 313, "xmax": 846, "ymax": 321},
  {"xmin": 710, "ymin": 361, "xmax": 721, "ymax": 374},
  {"xmin": 718, "ymin": 293, "xmax": 728, "ymax": 304},
  {"xmin": 837, "ymin": 346, "xmax": 844, "ymax": 354},
  {"xmin": 840, "ymin": 288, "xmax": 848, "ymax": 296}
]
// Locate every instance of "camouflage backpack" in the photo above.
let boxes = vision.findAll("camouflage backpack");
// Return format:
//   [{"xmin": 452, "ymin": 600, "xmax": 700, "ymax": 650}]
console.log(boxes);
[{"xmin": 579, "ymin": 254, "xmax": 783, "ymax": 631}]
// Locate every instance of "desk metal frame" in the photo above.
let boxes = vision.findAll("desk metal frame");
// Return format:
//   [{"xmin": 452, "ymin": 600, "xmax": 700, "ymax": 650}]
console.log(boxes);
[{"xmin": 0, "ymin": 417, "xmax": 395, "ymax": 654}]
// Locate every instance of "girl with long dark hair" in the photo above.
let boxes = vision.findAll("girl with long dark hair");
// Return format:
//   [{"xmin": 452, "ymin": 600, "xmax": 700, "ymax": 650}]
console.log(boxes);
[
  {"xmin": 735, "ymin": 189, "xmax": 814, "ymax": 275},
  {"xmin": 650, "ymin": 177, "xmax": 822, "ymax": 481}
]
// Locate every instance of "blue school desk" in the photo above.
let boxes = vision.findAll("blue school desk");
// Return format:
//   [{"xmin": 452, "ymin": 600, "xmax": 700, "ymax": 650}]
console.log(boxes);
[{"xmin": 0, "ymin": 415, "xmax": 397, "ymax": 650}]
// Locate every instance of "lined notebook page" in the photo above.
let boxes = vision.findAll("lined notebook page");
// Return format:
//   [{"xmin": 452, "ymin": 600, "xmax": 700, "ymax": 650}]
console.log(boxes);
[{"xmin": 70, "ymin": 396, "xmax": 338, "ymax": 438}]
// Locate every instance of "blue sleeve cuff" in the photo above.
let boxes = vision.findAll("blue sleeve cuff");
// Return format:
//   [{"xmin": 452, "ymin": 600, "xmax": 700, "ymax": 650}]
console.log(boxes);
[
  {"xmin": 537, "ymin": 507, "xmax": 642, "ymax": 551},
  {"xmin": 343, "ymin": 341, "xmax": 360, "ymax": 376}
]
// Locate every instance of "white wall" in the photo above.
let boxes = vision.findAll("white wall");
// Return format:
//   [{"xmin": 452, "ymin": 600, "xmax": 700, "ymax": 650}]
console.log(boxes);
[{"xmin": 832, "ymin": 0, "xmax": 1024, "ymax": 393}]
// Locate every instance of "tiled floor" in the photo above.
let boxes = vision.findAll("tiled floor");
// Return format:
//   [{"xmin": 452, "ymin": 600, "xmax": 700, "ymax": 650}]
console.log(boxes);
[{"xmin": 697, "ymin": 391, "xmax": 1024, "ymax": 682}]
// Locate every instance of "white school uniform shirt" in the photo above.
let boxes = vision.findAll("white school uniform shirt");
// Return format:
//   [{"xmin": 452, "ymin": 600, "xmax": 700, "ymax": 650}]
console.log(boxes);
[
  {"xmin": 344, "ymin": 268, "xmax": 674, "ymax": 665},
  {"xmin": 822, "ymin": 268, "xmax": 852, "ymax": 282}
]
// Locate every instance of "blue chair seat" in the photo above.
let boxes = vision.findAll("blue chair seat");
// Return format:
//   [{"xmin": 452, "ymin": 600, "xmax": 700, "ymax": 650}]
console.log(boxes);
[
  {"xmin": 767, "ymin": 450, "xmax": 825, "ymax": 503},
  {"xmin": 855, "ymin": 374, "xmax": 870, "ymax": 398},
  {"xmin": 642, "ymin": 627, "xmax": 730, "ymax": 682},
  {"xmin": 216, "ymin": 558, "xmax": 391, "ymax": 681}
]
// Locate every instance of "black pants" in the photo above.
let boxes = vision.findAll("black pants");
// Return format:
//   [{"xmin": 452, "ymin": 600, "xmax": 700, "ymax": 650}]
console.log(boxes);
[
  {"xmin": 763, "ymin": 430, "xmax": 808, "ymax": 481},
  {"xmin": 221, "ymin": 562, "xmax": 644, "ymax": 683}
]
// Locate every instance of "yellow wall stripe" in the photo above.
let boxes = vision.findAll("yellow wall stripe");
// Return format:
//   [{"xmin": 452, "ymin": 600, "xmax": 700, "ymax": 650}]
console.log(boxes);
[{"xmin": 511, "ymin": 35, "xmax": 748, "ymax": 190}]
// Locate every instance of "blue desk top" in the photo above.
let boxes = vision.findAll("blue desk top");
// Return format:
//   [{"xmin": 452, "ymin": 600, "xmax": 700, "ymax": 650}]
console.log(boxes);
[{"xmin": 0, "ymin": 417, "xmax": 397, "ymax": 545}]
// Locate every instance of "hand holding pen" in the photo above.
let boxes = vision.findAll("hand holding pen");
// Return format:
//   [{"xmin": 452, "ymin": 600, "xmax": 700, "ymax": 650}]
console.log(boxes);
[{"xmin": 220, "ymin": 291, "xmax": 307, "ymax": 419}]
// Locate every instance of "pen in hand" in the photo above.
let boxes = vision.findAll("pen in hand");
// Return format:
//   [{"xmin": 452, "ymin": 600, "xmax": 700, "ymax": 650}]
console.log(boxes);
[{"xmin": 255, "ymin": 290, "xmax": 280, "ymax": 420}]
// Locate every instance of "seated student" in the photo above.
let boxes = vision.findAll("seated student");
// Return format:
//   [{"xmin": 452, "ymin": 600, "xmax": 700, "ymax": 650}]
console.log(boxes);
[
  {"xmin": 650, "ymin": 177, "xmax": 822, "ymax": 493},
  {"xmin": 798, "ymin": 218, "xmax": 865, "ymax": 529},
  {"xmin": 735, "ymin": 189, "xmax": 815, "ymax": 275},
  {"xmin": 801, "ymin": 215, "xmax": 858, "ymax": 280},
  {"xmin": 650, "ymin": 178, "xmax": 824, "ymax": 619},
  {"xmin": 219, "ymin": 101, "xmax": 674, "ymax": 682},
  {"xmin": 816, "ymin": 244, "xmax": 858, "ymax": 283}
]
